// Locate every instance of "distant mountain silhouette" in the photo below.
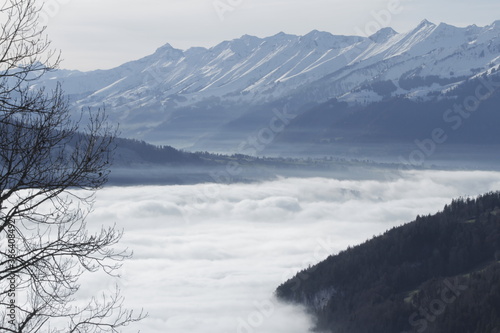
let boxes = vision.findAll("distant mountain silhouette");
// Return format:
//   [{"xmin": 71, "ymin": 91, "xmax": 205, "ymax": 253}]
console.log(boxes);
[{"xmin": 35, "ymin": 20, "xmax": 500, "ymax": 156}]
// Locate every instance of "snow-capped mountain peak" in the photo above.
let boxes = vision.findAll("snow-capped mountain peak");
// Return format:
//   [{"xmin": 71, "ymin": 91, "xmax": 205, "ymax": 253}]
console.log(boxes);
[
  {"xmin": 153, "ymin": 43, "xmax": 183, "ymax": 58},
  {"xmin": 35, "ymin": 20, "xmax": 500, "ymax": 146},
  {"xmin": 369, "ymin": 27, "xmax": 398, "ymax": 43},
  {"xmin": 491, "ymin": 20, "xmax": 500, "ymax": 28},
  {"xmin": 418, "ymin": 18, "xmax": 434, "ymax": 26}
]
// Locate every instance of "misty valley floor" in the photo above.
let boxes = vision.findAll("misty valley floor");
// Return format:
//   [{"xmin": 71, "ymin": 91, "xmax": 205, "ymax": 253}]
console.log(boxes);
[{"xmin": 78, "ymin": 170, "xmax": 500, "ymax": 333}]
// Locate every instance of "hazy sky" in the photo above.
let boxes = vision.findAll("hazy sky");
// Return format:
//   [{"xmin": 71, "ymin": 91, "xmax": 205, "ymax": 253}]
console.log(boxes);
[
  {"xmin": 40, "ymin": 0, "xmax": 500, "ymax": 71},
  {"xmin": 74, "ymin": 170, "xmax": 500, "ymax": 333}
]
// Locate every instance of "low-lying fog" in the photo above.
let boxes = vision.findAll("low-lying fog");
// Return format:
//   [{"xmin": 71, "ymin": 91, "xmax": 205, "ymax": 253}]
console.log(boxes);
[{"xmin": 80, "ymin": 170, "xmax": 500, "ymax": 333}]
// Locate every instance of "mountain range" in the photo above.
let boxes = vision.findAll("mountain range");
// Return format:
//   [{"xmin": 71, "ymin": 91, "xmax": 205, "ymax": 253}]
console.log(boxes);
[{"xmin": 36, "ymin": 19, "xmax": 500, "ymax": 163}]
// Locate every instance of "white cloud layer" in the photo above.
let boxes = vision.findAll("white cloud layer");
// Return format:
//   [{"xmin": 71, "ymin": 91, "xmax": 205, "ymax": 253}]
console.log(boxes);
[{"xmin": 76, "ymin": 170, "xmax": 500, "ymax": 333}]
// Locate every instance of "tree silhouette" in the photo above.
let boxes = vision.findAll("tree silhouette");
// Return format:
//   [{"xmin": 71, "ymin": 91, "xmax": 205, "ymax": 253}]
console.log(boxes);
[{"xmin": 0, "ymin": 0, "xmax": 144, "ymax": 331}]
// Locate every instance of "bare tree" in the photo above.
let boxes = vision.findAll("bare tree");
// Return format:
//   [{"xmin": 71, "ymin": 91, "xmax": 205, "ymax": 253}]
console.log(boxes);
[{"xmin": 0, "ymin": 0, "xmax": 145, "ymax": 331}]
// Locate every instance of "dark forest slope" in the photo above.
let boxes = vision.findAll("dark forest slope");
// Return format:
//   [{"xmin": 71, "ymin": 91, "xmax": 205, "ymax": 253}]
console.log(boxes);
[{"xmin": 276, "ymin": 192, "xmax": 500, "ymax": 333}]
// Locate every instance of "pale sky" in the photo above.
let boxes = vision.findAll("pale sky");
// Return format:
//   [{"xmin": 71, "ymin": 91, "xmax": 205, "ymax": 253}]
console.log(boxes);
[{"xmin": 40, "ymin": 0, "xmax": 500, "ymax": 71}]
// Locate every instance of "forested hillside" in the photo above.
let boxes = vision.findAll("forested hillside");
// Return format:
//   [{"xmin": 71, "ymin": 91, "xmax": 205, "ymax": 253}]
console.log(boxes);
[
  {"xmin": 109, "ymin": 135, "xmax": 411, "ymax": 185},
  {"xmin": 276, "ymin": 192, "xmax": 500, "ymax": 333}
]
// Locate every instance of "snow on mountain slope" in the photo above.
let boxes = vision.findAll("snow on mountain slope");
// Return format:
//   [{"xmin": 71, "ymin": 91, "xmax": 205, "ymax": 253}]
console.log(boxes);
[
  {"xmin": 298, "ymin": 20, "xmax": 500, "ymax": 105},
  {"xmin": 35, "ymin": 20, "xmax": 500, "ymax": 145}
]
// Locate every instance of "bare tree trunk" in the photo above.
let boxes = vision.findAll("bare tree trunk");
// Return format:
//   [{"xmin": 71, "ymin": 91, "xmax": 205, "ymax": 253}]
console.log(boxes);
[{"xmin": 0, "ymin": 1, "xmax": 145, "ymax": 331}]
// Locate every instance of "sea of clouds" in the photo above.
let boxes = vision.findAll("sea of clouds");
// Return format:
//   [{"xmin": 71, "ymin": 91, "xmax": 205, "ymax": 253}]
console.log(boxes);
[{"xmin": 77, "ymin": 170, "xmax": 500, "ymax": 333}]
